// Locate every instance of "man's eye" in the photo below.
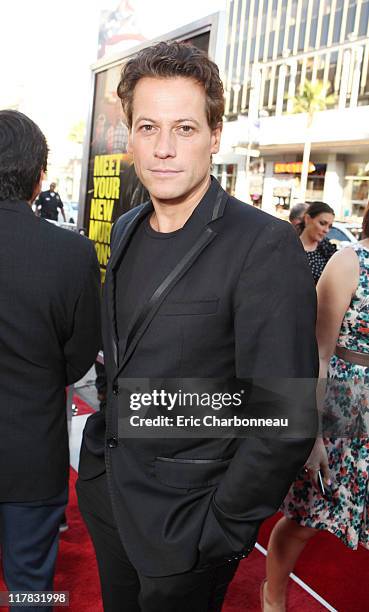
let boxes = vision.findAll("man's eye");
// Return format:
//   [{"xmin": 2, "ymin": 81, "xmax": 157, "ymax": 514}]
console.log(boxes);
[
  {"xmin": 140, "ymin": 125, "xmax": 154, "ymax": 132},
  {"xmin": 178, "ymin": 125, "xmax": 194, "ymax": 134}
]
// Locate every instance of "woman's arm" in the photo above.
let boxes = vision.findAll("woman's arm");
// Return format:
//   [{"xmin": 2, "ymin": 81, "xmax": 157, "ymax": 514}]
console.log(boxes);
[
  {"xmin": 306, "ymin": 247, "xmax": 359, "ymax": 487},
  {"xmin": 316, "ymin": 247, "xmax": 359, "ymax": 378}
]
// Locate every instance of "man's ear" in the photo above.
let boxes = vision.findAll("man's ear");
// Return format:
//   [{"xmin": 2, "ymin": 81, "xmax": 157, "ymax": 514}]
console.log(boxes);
[{"xmin": 210, "ymin": 123, "xmax": 222, "ymax": 155}]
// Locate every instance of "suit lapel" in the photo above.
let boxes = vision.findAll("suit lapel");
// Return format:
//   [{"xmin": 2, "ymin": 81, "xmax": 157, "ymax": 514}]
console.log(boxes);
[
  {"xmin": 108, "ymin": 203, "xmax": 153, "ymax": 272},
  {"xmin": 115, "ymin": 181, "xmax": 229, "ymax": 375},
  {"xmin": 105, "ymin": 203, "xmax": 153, "ymax": 368}
]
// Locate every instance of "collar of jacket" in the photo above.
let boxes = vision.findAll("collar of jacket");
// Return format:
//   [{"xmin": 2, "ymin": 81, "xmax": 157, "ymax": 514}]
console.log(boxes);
[
  {"xmin": 0, "ymin": 199, "xmax": 34, "ymax": 215},
  {"xmin": 188, "ymin": 175, "xmax": 228, "ymax": 227},
  {"xmin": 108, "ymin": 176, "xmax": 227, "ymax": 273}
]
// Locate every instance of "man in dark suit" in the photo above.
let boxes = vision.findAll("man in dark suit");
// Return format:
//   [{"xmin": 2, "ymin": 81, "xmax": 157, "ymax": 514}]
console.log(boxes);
[
  {"xmin": 0, "ymin": 110, "xmax": 101, "ymax": 607},
  {"xmin": 77, "ymin": 42, "xmax": 318, "ymax": 612}
]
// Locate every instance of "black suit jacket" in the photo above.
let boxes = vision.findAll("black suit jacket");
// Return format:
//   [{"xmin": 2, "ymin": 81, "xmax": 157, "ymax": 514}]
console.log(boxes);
[
  {"xmin": 79, "ymin": 178, "xmax": 318, "ymax": 576},
  {"xmin": 0, "ymin": 199, "xmax": 101, "ymax": 502}
]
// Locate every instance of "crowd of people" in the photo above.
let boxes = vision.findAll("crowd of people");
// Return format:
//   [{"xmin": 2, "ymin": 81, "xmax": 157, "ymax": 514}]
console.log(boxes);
[{"xmin": 0, "ymin": 39, "xmax": 368, "ymax": 612}]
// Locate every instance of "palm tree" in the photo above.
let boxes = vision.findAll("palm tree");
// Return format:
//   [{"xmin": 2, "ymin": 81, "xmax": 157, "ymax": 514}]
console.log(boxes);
[{"xmin": 290, "ymin": 80, "xmax": 336, "ymax": 200}]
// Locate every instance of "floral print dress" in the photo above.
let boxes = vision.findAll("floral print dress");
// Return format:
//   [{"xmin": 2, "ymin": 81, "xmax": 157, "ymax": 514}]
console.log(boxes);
[{"xmin": 282, "ymin": 244, "xmax": 369, "ymax": 550}]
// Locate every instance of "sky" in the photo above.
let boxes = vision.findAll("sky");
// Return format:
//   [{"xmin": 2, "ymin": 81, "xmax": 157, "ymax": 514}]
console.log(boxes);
[{"xmin": 0, "ymin": 0, "xmax": 226, "ymax": 167}]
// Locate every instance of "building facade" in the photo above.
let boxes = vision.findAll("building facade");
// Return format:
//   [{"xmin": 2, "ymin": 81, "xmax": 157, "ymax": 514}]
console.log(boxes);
[{"xmin": 213, "ymin": 0, "xmax": 369, "ymax": 219}]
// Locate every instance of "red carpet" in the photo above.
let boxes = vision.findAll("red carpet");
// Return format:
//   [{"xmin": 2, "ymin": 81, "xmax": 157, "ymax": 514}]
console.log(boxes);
[
  {"xmin": 0, "ymin": 469, "xmax": 102, "ymax": 612},
  {"xmin": 223, "ymin": 546, "xmax": 326, "ymax": 611},
  {"xmin": 53, "ymin": 470, "xmax": 103, "ymax": 612},
  {"xmin": 1, "ymin": 462, "xmax": 368, "ymax": 610},
  {"xmin": 72, "ymin": 395, "xmax": 95, "ymax": 416},
  {"xmin": 256, "ymin": 514, "xmax": 369, "ymax": 612}
]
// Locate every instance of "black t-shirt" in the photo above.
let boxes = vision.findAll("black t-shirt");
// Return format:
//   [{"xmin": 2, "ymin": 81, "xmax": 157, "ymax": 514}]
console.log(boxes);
[
  {"xmin": 37, "ymin": 190, "xmax": 63, "ymax": 221},
  {"xmin": 115, "ymin": 214, "xmax": 189, "ymax": 355}
]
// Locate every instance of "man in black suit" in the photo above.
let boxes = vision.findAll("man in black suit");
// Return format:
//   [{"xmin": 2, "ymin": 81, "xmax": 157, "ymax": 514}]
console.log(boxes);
[
  {"xmin": 77, "ymin": 42, "xmax": 318, "ymax": 612},
  {"xmin": 0, "ymin": 110, "xmax": 101, "ymax": 607}
]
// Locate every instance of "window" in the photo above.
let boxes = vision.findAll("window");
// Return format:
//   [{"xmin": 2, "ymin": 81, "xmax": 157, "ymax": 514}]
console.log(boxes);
[
  {"xmin": 345, "ymin": 1, "xmax": 357, "ymax": 38},
  {"xmin": 316, "ymin": 54, "xmax": 326, "ymax": 82},
  {"xmin": 309, "ymin": 17, "xmax": 318, "ymax": 48},
  {"xmin": 333, "ymin": 2, "xmax": 344, "ymax": 43},
  {"xmin": 213, "ymin": 164, "xmax": 238, "ymax": 196},
  {"xmin": 278, "ymin": 2, "xmax": 287, "ymax": 54},
  {"xmin": 327, "ymin": 227, "xmax": 355, "ymax": 244},
  {"xmin": 306, "ymin": 177, "xmax": 325, "ymax": 201},
  {"xmin": 321, "ymin": 14, "xmax": 330, "ymax": 45},
  {"xmin": 294, "ymin": 60, "xmax": 304, "ymax": 92},
  {"xmin": 288, "ymin": 25, "xmax": 295, "ymax": 51},
  {"xmin": 259, "ymin": 2, "xmax": 268, "ymax": 60},
  {"xmin": 298, "ymin": 19, "xmax": 307, "ymax": 50},
  {"xmin": 326, "ymin": 51, "xmax": 338, "ymax": 93},
  {"xmin": 225, "ymin": 44, "xmax": 231, "ymax": 74},
  {"xmin": 227, "ymin": 1, "xmax": 235, "ymax": 45},
  {"xmin": 312, "ymin": 0, "xmax": 320, "ymax": 18},
  {"xmin": 250, "ymin": 37, "xmax": 256, "ymax": 63},
  {"xmin": 345, "ymin": 162, "xmax": 369, "ymax": 216},
  {"xmin": 240, "ymin": 1, "xmax": 252, "ymax": 72},
  {"xmin": 268, "ymin": 31, "xmax": 275, "ymax": 58},
  {"xmin": 359, "ymin": 1, "xmax": 369, "ymax": 36},
  {"xmin": 278, "ymin": 28, "xmax": 285, "ymax": 55},
  {"xmin": 327, "ymin": 227, "xmax": 350, "ymax": 242},
  {"xmin": 263, "ymin": 71, "xmax": 271, "ymax": 108}
]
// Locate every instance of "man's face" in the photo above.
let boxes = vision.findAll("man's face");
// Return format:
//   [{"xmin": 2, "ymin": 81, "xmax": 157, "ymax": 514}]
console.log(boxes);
[
  {"xmin": 128, "ymin": 76, "xmax": 221, "ymax": 206},
  {"xmin": 50, "ymin": 183, "xmax": 56, "ymax": 192}
]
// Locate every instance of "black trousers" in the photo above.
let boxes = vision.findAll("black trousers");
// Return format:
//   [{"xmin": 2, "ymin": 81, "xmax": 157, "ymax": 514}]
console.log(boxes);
[{"xmin": 76, "ymin": 473, "xmax": 238, "ymax": 612}]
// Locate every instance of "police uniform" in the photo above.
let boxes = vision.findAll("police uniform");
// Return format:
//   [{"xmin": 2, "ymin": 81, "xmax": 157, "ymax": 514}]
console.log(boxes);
[{"xmin": 37, "ymin": 189, "xmax": 64, "ymax": 221}]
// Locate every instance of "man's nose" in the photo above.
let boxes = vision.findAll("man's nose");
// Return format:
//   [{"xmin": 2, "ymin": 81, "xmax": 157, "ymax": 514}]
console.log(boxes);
[{"xmin": 153, "ymin": 130, "xmax": 176, "ymax": 158}]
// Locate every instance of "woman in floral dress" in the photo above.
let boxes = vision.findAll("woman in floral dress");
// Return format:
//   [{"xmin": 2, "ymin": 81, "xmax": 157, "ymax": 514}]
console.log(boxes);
[{"xmin": 262, "ymin": 206, "xmax": 369, "ymax": 611}]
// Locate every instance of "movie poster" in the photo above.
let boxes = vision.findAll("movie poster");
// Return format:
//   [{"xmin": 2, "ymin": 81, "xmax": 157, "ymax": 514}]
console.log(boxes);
[{"xmin": 84, "ymin": 65, "xmax": 149, "ymax": 283}]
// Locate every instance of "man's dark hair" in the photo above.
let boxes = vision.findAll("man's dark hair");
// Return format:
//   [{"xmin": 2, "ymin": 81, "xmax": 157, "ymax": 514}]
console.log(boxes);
[
  {"xmin": 117, "ymin": 41, "xmax": 224, "ymax": 130},
  {"xmin": 0, "ymin": 110, "xmax": 48, "ymax": 202}
]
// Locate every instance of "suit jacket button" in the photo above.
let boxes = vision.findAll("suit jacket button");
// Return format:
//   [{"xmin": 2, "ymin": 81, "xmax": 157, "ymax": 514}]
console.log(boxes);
[
  {"xmin": 107, "ymin": 437, "xmax": 118, "ymax": 448},
  {"xmin": 112, "ymin": 384, "xmax": 120, "ymax": 395}
]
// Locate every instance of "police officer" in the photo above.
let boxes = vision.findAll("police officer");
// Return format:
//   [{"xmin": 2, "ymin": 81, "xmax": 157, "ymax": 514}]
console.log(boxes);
[{"xmin": 37, "ymin": 181, "xmax": 66, "ymax": 222}]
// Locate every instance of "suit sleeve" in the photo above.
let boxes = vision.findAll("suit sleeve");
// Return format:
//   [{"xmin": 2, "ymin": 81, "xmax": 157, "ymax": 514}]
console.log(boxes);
[
  {"xmin": 198, "ymin": 220, "xmax": 318, "ymax": 565},
  {"xmin": 64, "ymin": 241, "xmax": 101, "ymax": 385}
]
